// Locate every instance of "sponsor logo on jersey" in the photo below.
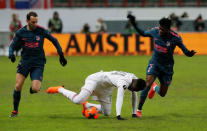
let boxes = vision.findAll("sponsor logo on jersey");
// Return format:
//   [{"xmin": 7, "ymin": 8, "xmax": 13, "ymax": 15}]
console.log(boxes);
[
  {"xmin": 25, "ymin": 42, "xmax": 39, "ymax": 48},
  {"xmin": 154, "ymin": 44, "xmax": 168, "ymax": 53}
]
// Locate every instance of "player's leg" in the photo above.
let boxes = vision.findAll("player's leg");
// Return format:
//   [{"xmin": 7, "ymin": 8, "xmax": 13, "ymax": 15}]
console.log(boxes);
[
  {"xmin": 137, "ymin": 63, "xmax": 158, "ymax": 117},
  {"xmin": 159, "ymin": 84, "xmax": 169, "ymax": 97},
  {"xmin": 157, "ymin": 73, "xmax": 172, "ymax": 97},
  {"xmin": 10, "ymin": 73, "xmax": 26, "ymax": 117},
  {"xmin": 137, "ymin": 75, "xmax": 156, "ymax": 115},
  {"xmin": 10, "ymin": 62, "xmax": 29, "ymax": 117},
  {"xmin": 47, "ymin": 84, "xmax": 93, "ymax": 104},
  {"xmin": 30, "ymin": 67, "xmax": 44, "ymax": 94},
  {"xmin": 100, "ymin": 101, "xmax": 112, "ymax": 116}
]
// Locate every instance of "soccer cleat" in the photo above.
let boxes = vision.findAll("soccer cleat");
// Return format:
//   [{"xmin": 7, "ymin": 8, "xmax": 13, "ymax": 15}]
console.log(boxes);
[
  {"xmin": 136, "ymin": 110, "xmax": 142, "ymax": 118},
  {"xmin": 82, "ymin": 101, "xmax": 88, "ymax": 116},
  {"xmin": 9, "ymin": 110, "xmax": 18, "ymax": 118},
  {"xmin": 148, "ymin": 82, "xmax": 157, "ymax": 99},
  {"xmin": 46, "ymin": 86, "xmax": 64, "ymax": 93}
]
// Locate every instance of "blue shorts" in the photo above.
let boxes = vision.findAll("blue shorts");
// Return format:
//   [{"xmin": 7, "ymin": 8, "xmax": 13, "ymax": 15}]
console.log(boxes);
[
  {"xmin": 146, "ymin": 62, "xmax": 173, "ymax": 86},
  {"xmin": 17, "ymin": 62, "xmax": 44, "ymax": 81}
]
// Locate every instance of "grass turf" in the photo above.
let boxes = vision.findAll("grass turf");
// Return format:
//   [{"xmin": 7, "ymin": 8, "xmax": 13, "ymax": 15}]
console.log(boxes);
[{"xmin": 0, "ymin": 55, "xmax": 206, "ymax": 131}]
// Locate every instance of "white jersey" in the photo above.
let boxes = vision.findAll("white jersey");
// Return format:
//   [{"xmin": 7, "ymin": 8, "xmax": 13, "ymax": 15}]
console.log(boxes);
[{"xmin": 81, "ymin": 71, "xmax": 138, "ymax": 116}]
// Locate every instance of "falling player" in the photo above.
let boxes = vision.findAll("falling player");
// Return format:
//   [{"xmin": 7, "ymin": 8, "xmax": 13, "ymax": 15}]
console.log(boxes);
[{"xmin": 46, "ymin": 71, "xmax": 146, "ymax": 120}]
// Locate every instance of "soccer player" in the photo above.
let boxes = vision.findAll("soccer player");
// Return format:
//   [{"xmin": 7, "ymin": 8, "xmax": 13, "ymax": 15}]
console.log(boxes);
[
  {"xmin": 46, "ymin": 71, "xmax": 146, "ymax": 120},
  {"xmin": 127, "ymin": 14, "xmax": 196, "ymax": 117},
  {"xmin": 8, "ymin": 11, "xmax": 67, "ymax": 117}
]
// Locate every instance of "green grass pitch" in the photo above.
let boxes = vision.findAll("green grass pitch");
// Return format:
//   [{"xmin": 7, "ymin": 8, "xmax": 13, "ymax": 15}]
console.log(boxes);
[{"xmin": 0, "ymin": 55, "xmax": 207, "ymax": 131}]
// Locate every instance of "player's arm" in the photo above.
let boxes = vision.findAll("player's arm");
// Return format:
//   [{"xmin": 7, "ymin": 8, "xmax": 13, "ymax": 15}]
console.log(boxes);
[
  {"xmin": 127, "ymin": 14, "xmax": 152, "ymax": 37},
  {"xmin": 131, "ymin": 91, "xmax": 138, "ymax": 118},
  {"xmin": 44, "ymin": 30, "xmax": 67, "ymax": 66},
  {"xmin": 8, "ymin": 33, "xmax": 21, "ymax": 63},
  {"xmin": 116, "ymin": 85, "xmax": 126, "ymax": 120},
  {"xmin": 177, "ymin": 36, "xmax": 196, "ymax": 57}
]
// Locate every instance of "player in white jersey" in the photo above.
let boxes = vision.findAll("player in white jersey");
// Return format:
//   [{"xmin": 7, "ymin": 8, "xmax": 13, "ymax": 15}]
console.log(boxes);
[{"xmin": 46, "ymin": 71, "xmax": 146, "ymax": 120}]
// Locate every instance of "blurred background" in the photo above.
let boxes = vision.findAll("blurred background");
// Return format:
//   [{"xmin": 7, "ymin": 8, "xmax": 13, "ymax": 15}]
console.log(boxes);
[{"xmin": 0, "ymin": 0, "xmax": 206, "ymax": 56}]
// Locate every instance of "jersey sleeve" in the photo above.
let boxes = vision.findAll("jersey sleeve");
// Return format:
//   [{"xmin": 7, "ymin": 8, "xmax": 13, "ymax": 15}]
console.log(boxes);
[
  {"xmin": 131, "ymin": 91, "xmax": 137, "ymax": 114},
  {"xmin": 133, "ymin": 24, "xmax": 154, "ymax": 37},
  {"xmin": 115, "ymin": 80, "xmax": 128, "ymax": 116},
  {"xmin": 176, "ymin": 36, "xmax": 191, "ymax": 56},
  {"xmin": 43, "ymin": 29, "xmax": 64, "ymax": 56},
  {"xmin": 9, "ymin": 32, "xmax": 21, "ymax": 57}
]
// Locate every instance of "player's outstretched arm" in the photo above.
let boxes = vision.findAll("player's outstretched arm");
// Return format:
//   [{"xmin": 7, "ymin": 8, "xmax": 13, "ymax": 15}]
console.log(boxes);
[
  {"xmin": 131, "ymin": 91, "xmax": 137, "ymax": 116},
  {"xmin": 177, "ymin": 37, "xmax": 196, "ymax": 57},
  {"xmin": 127, "ymin": 14, "xmax": 152, "ymax": 37},
  {"xmin": 116, "ymin": 86, "xmax": 125, "ymax": 120},
  {"xmin": 186, "ymin": 50, "xmax": 196, "ymax": 57},
  {"xmin": 44, "ymin": 30, "xmax": 67, "ymax": 66}
]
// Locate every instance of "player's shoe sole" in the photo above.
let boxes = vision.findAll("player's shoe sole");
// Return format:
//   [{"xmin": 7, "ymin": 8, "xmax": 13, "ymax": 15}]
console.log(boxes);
[
  {"xmin": 46, "ymin": 86, "xmax": 64, "ymax": 93},
  {"xmin": 136, "ymin": 110, "xmax": 142, "ymax": 118},
  {"xmin": 148, "ymin": 82, "xmax": 157, "ymax": 99},
  {"xmin": 82, "ymin": 101, "xmax": 88, "ymax": 116},
  {"xmin": 9, "ymin": 111, "xmax": 18, "ymax": 118}
]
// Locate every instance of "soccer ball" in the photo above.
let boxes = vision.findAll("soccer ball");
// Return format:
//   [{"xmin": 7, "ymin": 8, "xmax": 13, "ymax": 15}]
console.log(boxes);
[{"xmin": 84, "ymin": 106, "xmax": 99, "ymax": 119}]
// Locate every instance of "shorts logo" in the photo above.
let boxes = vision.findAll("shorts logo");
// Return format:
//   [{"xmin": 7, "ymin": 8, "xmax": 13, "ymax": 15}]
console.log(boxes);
[
  {"xmin": 148, "ymin": 64, "xmax": 153, "ymax": 73},
  {"xmin": 36, "ymin": 36, "xmax": 40, "ymax": 41}
]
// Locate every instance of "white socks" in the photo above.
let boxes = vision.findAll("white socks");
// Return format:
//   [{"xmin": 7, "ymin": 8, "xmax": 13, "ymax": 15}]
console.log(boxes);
[{"xmin": 58, "ymin": 88, "xmax": 77, "ymax": 101}]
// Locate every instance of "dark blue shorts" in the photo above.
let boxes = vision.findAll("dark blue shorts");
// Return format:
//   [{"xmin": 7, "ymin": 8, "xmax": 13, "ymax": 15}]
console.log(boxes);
[
  {"xmin": 17, "ymin": 62, "xmax": 44, "ymax": 81},
  {"xmin": 146, "ymin": 62, "xmax": 173, "ymax": 86}
]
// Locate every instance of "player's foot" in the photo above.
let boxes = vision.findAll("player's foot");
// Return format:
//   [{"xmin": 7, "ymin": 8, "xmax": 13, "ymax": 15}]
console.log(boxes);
[
  {"xmin": 9, "ymin": 110, "xmax": 18, "ymax": 118},
  {"xmin": 136, "ymin": 110, "xmax": 142, "ymax": 118},
  {"xmin": 46, "ymin": 86, "xmax": 64, "ymax": 93},
  {"xmin": 82, "ymin": 101, "xmax": 88, "ymax": 116},
  {"xmin": 148, "ymin": 82, "xmax": 157, "ymax": 99}
]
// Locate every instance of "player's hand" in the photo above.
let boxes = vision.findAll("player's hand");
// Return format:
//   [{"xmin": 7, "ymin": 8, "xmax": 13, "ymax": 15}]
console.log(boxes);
[
  {"xmin": 9, "ymin": 54, "xmax": 16, "ymax": 63},
  {"xmin": 132, "ymin": 114, "xmax": 138, "ymax": 118},
  {"xmin": 117, "ymin": 115, "xmax": 126, "ymax": 120},
  {"xmin": 127, "ymin": 14, "xmax": 136, "ymax": 25},
  {"xmin": 59, "ymin": 55, "xmax": 67, "ymax": 66},
  {"xmin": 187, "ymin": 50, "xmax": 196, "ymax": 57}
]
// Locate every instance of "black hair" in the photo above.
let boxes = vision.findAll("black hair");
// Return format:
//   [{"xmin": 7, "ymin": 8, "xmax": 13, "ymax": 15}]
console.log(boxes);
[
  {"xmin": 133, "ymin": 78, "xmax": 146, "ymax": 92},
  {"xmin": 159, "ymin": 17, "xmax": 171, "ymax": 30},
  {"xmin": 26, "ymin": 11, "xmax": 38, "ymax": 20},
  {"xmin": 54, "ymin": 11, "xmax": 58, "ymax": 15}
]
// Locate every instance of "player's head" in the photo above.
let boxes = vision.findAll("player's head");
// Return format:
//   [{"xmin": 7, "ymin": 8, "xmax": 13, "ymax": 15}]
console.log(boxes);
[
  {"xmin": 128, "ymin": 78, "xmax": 146, "ymax": 92},
  {"xmin": 26, "ymin": 11, "xmax": 38, "ymax": 30},
  {"xmin": 159, "ymin": 17, "xmax": 171, "ymax": 36}
]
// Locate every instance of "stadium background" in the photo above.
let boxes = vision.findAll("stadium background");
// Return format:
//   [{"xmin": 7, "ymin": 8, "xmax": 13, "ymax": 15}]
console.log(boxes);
[{"xmin": 0, "ymin": 0, "xmax": 207, "ymax": 131}]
